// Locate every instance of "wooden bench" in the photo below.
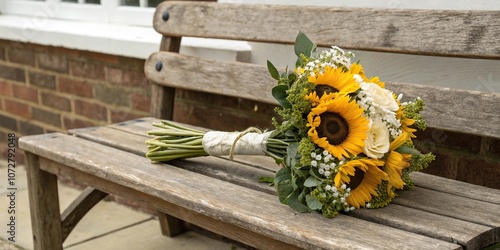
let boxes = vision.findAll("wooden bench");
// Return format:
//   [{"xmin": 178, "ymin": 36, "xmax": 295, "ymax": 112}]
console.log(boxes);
[{"xmin": 19, "ymin": 1, "xmax": 500, "ymax": 249}]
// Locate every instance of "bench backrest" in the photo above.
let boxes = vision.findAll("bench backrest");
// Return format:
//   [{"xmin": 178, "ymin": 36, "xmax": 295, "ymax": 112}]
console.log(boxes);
[{"xmin": 144, "ymin": 1, "xmax": 500, "ymax": 139}]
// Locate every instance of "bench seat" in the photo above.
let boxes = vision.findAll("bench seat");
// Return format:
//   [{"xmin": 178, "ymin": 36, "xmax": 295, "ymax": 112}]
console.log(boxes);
[{"xmin": 19, "ymin": 118, "xmax": 500, "ymax": 249}]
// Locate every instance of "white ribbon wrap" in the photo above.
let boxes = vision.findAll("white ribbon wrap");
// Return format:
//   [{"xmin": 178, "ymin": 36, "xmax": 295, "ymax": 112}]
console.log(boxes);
[{"xmin": 202, "ymin": 131, "xmax": 272, "ymax": 156}]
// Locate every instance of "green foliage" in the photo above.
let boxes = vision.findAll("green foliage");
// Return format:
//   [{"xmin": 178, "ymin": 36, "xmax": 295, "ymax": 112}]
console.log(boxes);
[
  {"xmin": 267, "ymin": 60, "xmax": 280, "ymax": 80},
  {"xmin": 370, "ymin": 181, "xmax": 394, "ymax": 208},
  {"xmin": 294, "ymin": 31, "xmax": 315, "ymax": 58},
  {"xmin": 403, "ymin": 98, "xmax": 427, "ymax": 130},
  {"xmin": 258, "ymin": 176, "xmax": 275, "ymax": 186}
]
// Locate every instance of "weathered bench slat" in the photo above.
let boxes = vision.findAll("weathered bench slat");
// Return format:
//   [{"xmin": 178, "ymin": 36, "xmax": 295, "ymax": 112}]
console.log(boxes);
[
  {"xmin": 350, "ymin": 204, "xmax": 494, "ymax": 250},
  {"xmin": 154, "ymin": 1, "xmax": 500, "ymax": 59},
  {"xmin": 410, "ymin": 172, "xmax": 500, "ymax": 205},
  {"xmin": 394, "ymin": 187, "xmax": 500, "ymax": 241},
  {"xmin": 19, "ymin": 133, "xmax": 461, "ymax": 249},
  {"xmin": 145, "ymin": 51, "xmax": 500, "ymax": 138},
  {"xmin": 145, "ymin": 52, "xmax": 276, "ymax": 104},
  {"xmin": 68, "ymin": 122, "xmax": 498, "ymax": 249}
]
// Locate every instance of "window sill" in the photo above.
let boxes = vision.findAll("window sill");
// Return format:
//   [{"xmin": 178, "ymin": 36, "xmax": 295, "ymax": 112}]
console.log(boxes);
[{"xmin": 0, "ymin": 14, "xmax": 252, "ymax": 61}]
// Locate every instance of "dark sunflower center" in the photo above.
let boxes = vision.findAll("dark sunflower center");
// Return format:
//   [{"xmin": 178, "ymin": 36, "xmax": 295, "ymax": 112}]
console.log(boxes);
[
  {"xmin": 315, "ymin": 85, "xmax": 339, "ymax": 97},
  {"xmin": 317, "ymin": 113, "xmax": 349, "ymax": 145},
  {"xmin": 346, "ymin": 168, "xmax": 365, "ymax": 190}
]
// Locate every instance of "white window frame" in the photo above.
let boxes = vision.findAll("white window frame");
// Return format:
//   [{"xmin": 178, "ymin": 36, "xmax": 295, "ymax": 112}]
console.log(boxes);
[{"xmin": 0, "ymin": 0, "xmax": 155, "ymax": 26}]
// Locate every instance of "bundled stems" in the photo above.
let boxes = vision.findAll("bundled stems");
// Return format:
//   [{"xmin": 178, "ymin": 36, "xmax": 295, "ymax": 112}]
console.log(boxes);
[
  {"xmin": 145, "ymin": 120, "xmax": 292, "ymax": 163},
  {"xmin": 146, "ymin": 121, "xmax": 208, "ymax": 162}
]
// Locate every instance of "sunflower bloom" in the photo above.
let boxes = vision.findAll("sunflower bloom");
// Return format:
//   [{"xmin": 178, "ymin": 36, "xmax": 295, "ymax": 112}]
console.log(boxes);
[
  {"xmin": 396, "ymin": 105, "xmax": 417, "ymax": 139},
  {"xmin": 334, "ymin": 158, "xmax": 388, "ymax": 208},
  {"xmin": 384, "ymin": 133, "xmax": 412, "ymax": 190},
  {"xmin": 307, "ymin": 95, "xmax": 370, "ymax": 160},
  {"xmin": 308, "ymin": 66, "xmax": 360, "ymax": 98}
]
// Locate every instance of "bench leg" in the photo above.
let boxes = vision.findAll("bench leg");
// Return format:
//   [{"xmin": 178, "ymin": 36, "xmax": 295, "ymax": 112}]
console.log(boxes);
[
  {"xmin": 158, "ymin": 212, "xmax": 187, "ymax": 236},
  {"xmin": 61, "ymin": 187, "xmax": 109, "ymax": 241},
  {"xmin": 25, "ymin": 152, "xmax": 63, "ymax": 250}
]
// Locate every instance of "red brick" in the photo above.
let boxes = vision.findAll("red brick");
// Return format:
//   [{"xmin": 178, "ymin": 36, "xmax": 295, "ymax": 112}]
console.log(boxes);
[
  {"xmin": 37, "ymin": 53, "xmax": 68, "ymax": 73},
  {"xmin": 7, "ymin": 47, "xmax": 35, "ymax": 66},
  {"xmin": 83, "ymin": 51, "xmax": 119, "ymax": 64},
  {"xmin": 94, "ymin": 84, "xmax": 130, "ymax": 107},
  {"xmin": 105, "ymin": 67, "xmax": 148, "ymax": 87},
  {"xmin": 0, "ymin": 64, "xmax": 26, "ymax": 83},
  {"xmin": 32, "ymin": 107, "xmax": 61, "ymax": 127},
  {"xmin": 74, "ymin": 99, "xmax": 108, "ymax": 121},
  {"xmin": 456, "ymin": 156, "xmax": 500, "ymax": 189},
  {"xmin": 0, "ymin": 47, "xmax": 5, "ymax": 61},
  {"xmin": 110, "ymin": 110, "xmax": 144, "ymax": 123},
  {"xmin": 421, "ymin": 151, "xmax": 457, "ymax": 180},
  {"xmin": 70, "ymin": 61, "xmax": 105, "ymax": 80},
  {"xmin": 131, "ymin": 93, "xmax": 150, "ymax": 112},
  {"xmin": 0, "ymin": 113, "xmax": 17, "ymax": 131},
  {"xmin": 0, "ymin": 81, "xmax": 12, "ymax": 96},
  {"xmin": 13, "ymin": 84, "xmax": 38, "ymax": 103},
  {"xmin": 29, "ymin": 71, "xmax": 56, "ymax": 89},
  {"xmin": 58, "ymin": 77, "xmax": 93, "ymax": 97},
  {"xmin": 414, "ymin": 128, "xmax": 481, "ymax": 154},
  {"xmin": 19, "ymin": 120, "xmax": 44, "ymax": 135},
  {"xmin": 4, "ymin": 99, "xmax": 30, "ymax": 119},
  {"xmin": 63, "ymin": 116, "xmax": 97, "ymax": 129},
  {"xmin": 49, "ymin": 46, "xmax": 81, "ymax": 58},
  {"xmin": 118, "ymin": 57, "xmax": 146, "ymax": 70},
  {"xmin": 41, "ymin": 92, "xmax": 71, "ymax": 112}
]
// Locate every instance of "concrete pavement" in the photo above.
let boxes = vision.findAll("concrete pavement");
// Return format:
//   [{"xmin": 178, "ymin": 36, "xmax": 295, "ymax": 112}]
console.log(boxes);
[{"xmin": 0, "ymin": 160, "xmax": 245, "ymax": 250}]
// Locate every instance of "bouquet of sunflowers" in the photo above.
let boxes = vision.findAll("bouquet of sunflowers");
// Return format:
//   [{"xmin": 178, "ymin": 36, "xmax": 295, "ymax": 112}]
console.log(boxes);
[{"xmin": 146, "ymin": 32, "xmax": 434, "ymax": 218}]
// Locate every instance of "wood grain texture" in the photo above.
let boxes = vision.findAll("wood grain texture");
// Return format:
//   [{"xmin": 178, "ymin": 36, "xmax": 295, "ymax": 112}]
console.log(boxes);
[
  {"xmin": 149, "ymin": 36, "xmax": 181, "ymax": 119},
  {"xmin": 154, "ymin": 1, "xmax": 500, "ymax": 59},
  {"xmin": 145, "ymin": 52, "xmax": 277, "ymax": 104},
  {"xmin": 410, "ymin": 172, "xmax": 500, "ymax": 205},
  {"xmin": 145, "ymin": 51, "xmax": 500, "ymax": 138},
  {"xmin": 350, "ymin": 204, "xmax": 495, "ymax": 250},
  {"xmin": 25, "ymin": 152, "xmax": 63, "ymax": 250},
  {"xmin": 19, "ymin": 133, "xmax": 461, "ymax": 250},
  {"xmin": 61, "ymin": 187, "xmax": 109, "ymax": 242}
]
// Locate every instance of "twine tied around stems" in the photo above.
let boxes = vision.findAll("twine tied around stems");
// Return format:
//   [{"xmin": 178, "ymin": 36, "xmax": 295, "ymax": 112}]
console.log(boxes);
[{"xmin": 229, "ymin": 127, "xmax": 263, "ymax": 160}]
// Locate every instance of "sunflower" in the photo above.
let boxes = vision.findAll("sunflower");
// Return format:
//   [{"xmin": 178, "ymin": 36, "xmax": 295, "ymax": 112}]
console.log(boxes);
[
  {"xmin": 308, "ymin": 66, "xmax": 360, "ymax": 98},
  {"xmin": 307, "ymin": 95, "xmax": 370, "ymax": 160},
  {"xmin": 349, "ymin": 63, "xmax": 386, "ymax": 88},
  {"xmin": 396, "ymin": 104, "xmax": 417, "ymax": 139},
  {"xmin": 334, "ymin": 158, "xmax": 388, "ymax": 208},
  {"xmin": 383, "ymin": 133, "xmax": 412, "ymax": 191}
]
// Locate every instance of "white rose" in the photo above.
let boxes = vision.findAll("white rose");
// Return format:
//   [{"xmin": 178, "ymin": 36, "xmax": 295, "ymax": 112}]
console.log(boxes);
[
  {"xmin": 363, "ymin": 120, "xmax": 390, "ymax": 159},
  {"xmin": 362, "ymin": 83, "xmax": 399, "ymax": 112}
]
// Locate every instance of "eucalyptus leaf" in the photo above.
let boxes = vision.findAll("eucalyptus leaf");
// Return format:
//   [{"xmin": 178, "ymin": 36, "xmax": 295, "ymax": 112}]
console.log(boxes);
[
  {"xmin": 274, "ymin": 167, "xmax": 291, "ymax": 184},
  {"xmin": 286, "ymin": 189, "xmax": 311, "ymax": 213},
  {"xmin": 267, "ymin": 60, "xmax": 280, "ymax": 80},
  {"xmin": 294, "ymin": 31, "xmax": 314, "ymax": 58},
  {"xmin": 304, "ymin": 176, "xmax": 322, "ymax": 187},
  {"xmin": 286, "ymin": 143, "xmax": 299, "ymax": 159},
  {"xmin": 395, "ymin": 145, "xmax": 421, "ymax": 155},
  {"xmin": 272, "ymin": 85, "xmax": 292, "ymax": 108},
  {"xmin": 306, "ymin": 194, "xmax": 323, "ymax": 210},
  {"xmin": 277, "ymin": 180, "xmax": 294, "ymax": 203}
]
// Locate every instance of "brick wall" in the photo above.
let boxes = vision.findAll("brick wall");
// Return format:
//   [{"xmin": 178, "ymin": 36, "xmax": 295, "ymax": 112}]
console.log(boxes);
[
  {"xmin": 0, "ymin": 39, "xmax": 276, "ymax": 164},
  {"xmin": 0, "ymin": 39, "xmax": 498, "ymax": 190},
  {"xmin": 0, "ymin": 39, "xmax": 152, "ymax": 165}
]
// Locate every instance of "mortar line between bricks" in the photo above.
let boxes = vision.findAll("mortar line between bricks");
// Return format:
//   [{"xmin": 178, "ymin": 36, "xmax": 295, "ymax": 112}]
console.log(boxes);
[{"xmin": 63, "ymin": 216, "xmax": 156, "ymax": 249}]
